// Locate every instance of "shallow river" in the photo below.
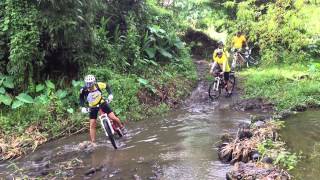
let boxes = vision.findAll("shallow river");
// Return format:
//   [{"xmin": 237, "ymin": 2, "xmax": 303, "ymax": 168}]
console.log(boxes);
[{"xmin": 0, "ymin": 99, "xmax": 252, "ymax": 179}]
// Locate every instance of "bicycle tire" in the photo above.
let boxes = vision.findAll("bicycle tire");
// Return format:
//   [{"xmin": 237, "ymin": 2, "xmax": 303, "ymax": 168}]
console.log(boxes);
[
  {"xmin": 103, "ymin": 120, "xmax": 118, "ymax": 149},
  {"xmin": 116, "ymin": 129, "xmax": 123, "ymax": 137},
  {"xmin": 229, "ymin": 74, "xmax": 236, "ymax": 92},
  {"xmin": 208, "ymin": 80, "xmax": 221, "ymax": 100},
  {"xmin": 248, "ymin": 56, "xmax": 258, "ymax": 66}
]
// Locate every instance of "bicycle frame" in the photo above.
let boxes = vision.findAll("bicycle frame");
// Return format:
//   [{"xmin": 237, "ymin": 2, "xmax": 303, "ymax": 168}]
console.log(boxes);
[{"xmin": 232, "ymin": 48, "xmax": 252, "ymax": 68}]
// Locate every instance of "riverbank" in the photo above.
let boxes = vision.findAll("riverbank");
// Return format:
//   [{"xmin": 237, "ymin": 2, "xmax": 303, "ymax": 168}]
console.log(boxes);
[{"xmin": 221, "ymin": 63, "xmax": 320, "ymax": 179}]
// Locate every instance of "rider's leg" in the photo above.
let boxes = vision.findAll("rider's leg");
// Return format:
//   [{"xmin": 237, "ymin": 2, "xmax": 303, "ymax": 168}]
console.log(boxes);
[
  {"xmin": 224, "ymin": 72, "xmax": 232, "ymax": 94},
  {"xmin": 101, "ymin": 102, "xmax": 124, "ymax": 128},
  {"xmin": 89, "ymin": 119, "xmax": 97, "ymax": 142},
  {"xmin": 89, "ymin": 107, "xmax": 99, "ymax": 143},
  {"xmin": 107, "ymin": 112, "xmax": 124, "ymax": 129}
]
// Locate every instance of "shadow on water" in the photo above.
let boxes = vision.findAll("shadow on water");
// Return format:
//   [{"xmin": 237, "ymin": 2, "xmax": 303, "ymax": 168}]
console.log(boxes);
[{"xmin": 281, "ymin": 110, "xmax": 320, "ymax": 180}]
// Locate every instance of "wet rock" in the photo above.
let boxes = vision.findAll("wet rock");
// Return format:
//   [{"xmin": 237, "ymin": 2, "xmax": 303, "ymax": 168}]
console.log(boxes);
[
  {"xmin": 274, "ymin": 110, "xmax": 293, "ymax": 119},
  {"xmin": 221, "ymin": 133, "xmax": 233, "ymax": 142},
  {"xmin": 291, "ymin": 104, "xmax": 307, "ymax": 112},
  {"xmin": 261, "ymin": 157, "xmax": 274, "ymax": 164},
  {"xmin": 137, "ymin": 157, "xmax": 145, "ymax": 163},
  {"xmin": 40, "ymin": 170, "xmax": 49, "ymax": 176},
  {"xmin": 254, "ymin": 120, "xmax": 265, "ymax": 128},
  {"xmin": 250, "ymin": 115, "xmax": 266, "ymax": 123},
  {"xmin": 84, "ymin": 165, "xmax": 103, "ymax": 176},
  {"xmin": 250, "ymin": 151, "xmax": 260, "ymax": 161},
  {"xmin": 133, "ymin": 174, "xmax": 141, "ymax": 180},
  {"xmin": 85, "ymin": 168, "xmax": 96, "ymax": 176},
  {"xmin": 227, "ymin": 162, "xmax": 290, "ymax": 180},
  {"xmin": 238, "ymin": 123, "xmax": 252, "ymax": 140}
]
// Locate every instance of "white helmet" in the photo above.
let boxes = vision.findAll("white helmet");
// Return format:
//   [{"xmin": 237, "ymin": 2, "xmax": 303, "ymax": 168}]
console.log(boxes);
[{"xmin": 84, "ymin": 75, "xmax": 96, "ymax": 88}]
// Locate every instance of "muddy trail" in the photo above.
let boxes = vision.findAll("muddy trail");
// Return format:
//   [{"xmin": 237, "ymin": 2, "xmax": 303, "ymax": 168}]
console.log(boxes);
[{"xmin": 0, "ymin": 57, "xmax": 256, "ymax": 179}]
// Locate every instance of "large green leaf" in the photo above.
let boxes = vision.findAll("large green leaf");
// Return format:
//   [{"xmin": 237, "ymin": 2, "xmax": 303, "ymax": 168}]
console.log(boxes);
[
  {"xmin": 11, "ymin": 100, "xmax": 25, "ymax": 109},
  {"xmin": 158, "ymin": 48, "xmax": 173, "ymax": 59},
  {"xmin": 72, "ymin": 80, "xmax": 82, "ymax": 87},
  {"xmin": 3, "ymin": 77, "xmax": 14, "ymax": 88},
  {"xmin": 174, "ymin": 40, "xmax": 184, "ymax": 49},
  {"xmin": 138, "ymin": 78, "xmax": 149, "ymax": 85},
  {"xmin": 0, "ymin": 94, "xmax": 12, "ymax": 106},
  {"xmin": 145, "ymin": 48, "xmax": 156, "ymax": 58},
  {"xmin": 0, "ymin": 76, "xmax": 5, "ymax": 86},
  {"xmin": 0, "ymin": 87, "xmax": 5, "ymax": 94},
  {"xmin": 35, "ymin": 94, "xmax": 49, "ymax": 104},
  {"xmin": 67, "ymin": 108, "xmax": 74, "ymax": 114},
  {"xmin": 45, "ymin": 80, "xmax": 55, "ymax": 89},
  {"xmin": 56, "ymin": 89, "xmax": 68, "ymax": 99},
  {"xmin": 36, "ymin": 84, "xmax": 45, "ymax": 92},
  {"xmin": 16, "ymin": 93, "xmax": 34, "ymax": 104}
]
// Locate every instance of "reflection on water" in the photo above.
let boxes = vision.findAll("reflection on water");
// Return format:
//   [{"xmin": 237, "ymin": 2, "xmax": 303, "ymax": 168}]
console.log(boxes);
[
  {"xmin": 0, "ymin": 104, "xmax": 251, "ymax": 179},
  {"xmin": 281, "ymin": 110, "xmax": 320, "ymax": 180}
]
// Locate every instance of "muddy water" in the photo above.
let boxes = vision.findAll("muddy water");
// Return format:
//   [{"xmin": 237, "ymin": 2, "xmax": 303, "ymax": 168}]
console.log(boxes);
[
  {"xmin": 281, "ymin": 110, "xmax": 320, "ymax": 180},
  {"xmin": 0, "ymin": 100, "xmax": 252, "ymax": 179}
]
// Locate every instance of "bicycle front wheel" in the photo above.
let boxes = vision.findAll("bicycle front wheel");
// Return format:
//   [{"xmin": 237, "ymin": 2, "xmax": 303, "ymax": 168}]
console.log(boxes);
[
  {"xmin": 208, "ymin": 80, "xmax": 221, "ymax": 100},
  {"xmin": 229, "ymin": 74, "xmax": 236, "ymax": 92},
  {"xmin": 103, "ymin": 120, "xmax": 118, "ymax": 149}
]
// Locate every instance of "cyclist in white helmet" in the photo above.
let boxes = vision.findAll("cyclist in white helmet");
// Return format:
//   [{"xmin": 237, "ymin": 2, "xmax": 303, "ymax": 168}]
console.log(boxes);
[{"xmin": 79, "ymin": 74, "xmax": 127, "ymax": 143}]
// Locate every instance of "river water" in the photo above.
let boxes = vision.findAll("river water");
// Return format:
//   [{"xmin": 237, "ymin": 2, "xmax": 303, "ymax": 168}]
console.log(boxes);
[
  {"xmin": 281, "ymin": 110, "xmax": 320, "ymax": 180},
  {"xmin": 0, "ymin": 99, "xmax": 252, "ymax": 179}
]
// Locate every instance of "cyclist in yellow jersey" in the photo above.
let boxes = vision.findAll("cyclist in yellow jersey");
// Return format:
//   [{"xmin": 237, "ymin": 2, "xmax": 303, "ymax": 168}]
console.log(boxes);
[
  {"xmin": 213, "ymin": 41, "xmax": 229, "ymax": 59},
  {"xmin": 232, "ymin": 31, "xmax": 248, "ymax": 49},
  {"xmin": 209, "ymin": 49, "xmax": 232, "ymax": 97},
  {"xmin": 231, "ymin": 31, "xmax": 248, "ymax": 67},
  {"xmin": 79, "ymin": 75, "xmax": 127, "ymax": 143}
]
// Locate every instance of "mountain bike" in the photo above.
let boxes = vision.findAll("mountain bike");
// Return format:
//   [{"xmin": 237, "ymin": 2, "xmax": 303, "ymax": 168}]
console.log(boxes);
[
  {"xmin": 208, "ymin": 71, "xmax": 236, "ymax": 100},
  {"xmin": 82, "ymin": 101, "xmax": 124, "ymax": 149},
  {"xmin": 232, "ymin": 47, "xmax": 258, "ymax": 69}
]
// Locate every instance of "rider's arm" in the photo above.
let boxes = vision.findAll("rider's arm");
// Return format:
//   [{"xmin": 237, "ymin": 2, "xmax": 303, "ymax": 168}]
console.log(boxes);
[
  {"xmin": 210, "ymin": 62, "xmax": 217, "ymax": 74},
  {"xmin": 243, "ymin": 35, "xmax": 248, "ymax": 48},
  {"xmin": 106, "ymin": 84, "xmax": 112, "ymax": 95},
  {"xmin": 97, "ymin": 82, "xmax": 112, "ymax": 95},
  {"xmin": 79, "ymin": 88, "xmax": 86, "ymax": 107},
  {"xmin": 222, "ymin": 55, "xmax": 228, "ymax": 72}
]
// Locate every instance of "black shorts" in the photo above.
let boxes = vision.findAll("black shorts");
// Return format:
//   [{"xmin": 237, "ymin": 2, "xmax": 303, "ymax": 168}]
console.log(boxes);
[
  {"xmin": 213, "ymin": 65, "xmax": 230, "ymax": 80},
  {"xmin": 224, "ymin": 72, "xmax": 230, "ymax": 81},
  {"xmin": 89, "ymin": 102, "xmax": 113, "ymax": 119}
]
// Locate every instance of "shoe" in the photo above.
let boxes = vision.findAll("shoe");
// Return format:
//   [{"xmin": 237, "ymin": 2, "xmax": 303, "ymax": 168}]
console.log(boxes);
[
  {"xmin": 225, "ymin": 92, "xmax": 232, "ymax": 97},
  {"xmin": 120, "ymin": 127, "xmax": 128, "ymax": 135}
]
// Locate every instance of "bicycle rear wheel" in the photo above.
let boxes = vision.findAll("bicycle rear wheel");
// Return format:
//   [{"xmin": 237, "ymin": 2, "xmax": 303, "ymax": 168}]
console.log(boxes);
[
  {"xmin": 208, "ymin": 80, "xmax": 221, "ymax": 100},
  {"xmin": 103, "ymin": 120, "xmax": 118, "ymax": 149},
  {"xmin": 248, "ymin": 56, "xmax": 258, "ymax": 66}
]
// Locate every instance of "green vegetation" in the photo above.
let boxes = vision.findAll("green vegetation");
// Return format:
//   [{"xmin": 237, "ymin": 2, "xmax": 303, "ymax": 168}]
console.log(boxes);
[
  {"xmin": 240, "ymin": 64, "xmax": 320, "ymax": 110},
  {"xmin": 255, "ymin": 121, "xmax": 298, "ymax": 171}
]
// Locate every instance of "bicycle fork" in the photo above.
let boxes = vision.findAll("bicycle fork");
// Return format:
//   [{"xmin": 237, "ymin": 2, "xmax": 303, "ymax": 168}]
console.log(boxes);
[
  {"xmin": 214, "ymin": 77, "xmax": 220, "ymax": 91},
  {"xmin": 100, "ymin": 114, "xmax": 115, "ymax": 137}
]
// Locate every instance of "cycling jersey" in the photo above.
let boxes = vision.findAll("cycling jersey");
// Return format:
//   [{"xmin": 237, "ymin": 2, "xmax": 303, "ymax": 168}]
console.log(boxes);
[
  {"xmin": 79, "ymin": 82, "xmax": 112, "ymax": 107},
  {"xmin": 213, "ymin": 53, "xmax": 231, "ymax": 72},
  {"xmin": 232, "ymin": 35, "xmax": 246, "ymax": 49},
  {"xmin": 213, "ymin": 48, "xmax": 229, "ymax": 58}
]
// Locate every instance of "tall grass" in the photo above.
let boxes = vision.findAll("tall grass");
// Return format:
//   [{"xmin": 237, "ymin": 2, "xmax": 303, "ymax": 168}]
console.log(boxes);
[{"xmin": 240, "ymin": 64, "xmax": 320, "ymax": 110}]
